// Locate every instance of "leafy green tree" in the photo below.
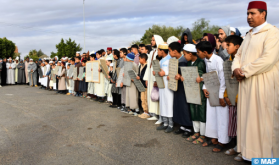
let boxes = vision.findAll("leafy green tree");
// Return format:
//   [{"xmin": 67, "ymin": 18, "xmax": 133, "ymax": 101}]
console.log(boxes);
[
  {"xmin": 37, "ymin": 49, "xmax": 45, "ymax": 56},
  {"xmin": 140, "ymin": 25, "xmax": 187, "ymax": 44},
  {"xmin": 50, "ymin": 51, "xmax": 57, "ymax": 58},
  {"xmin": 13, "ymin": 52, "xmax": 21, "ymax": 59},
  {"xmin": 0, "ymin": 37, "xmax": 16, "ymax": 59},
  {"xmin": 133, "ymin": 18, "xmax": 219, "ymax": 44},
  {"xmin": 55, "ymin": 38, "xmax": 82, "ymax": 59},
  {"xmin": 28, "ymin": 49, "xmax": 38, "ymax": 56},
  {"xmin": 191, "ymin": 18, "xmax": 220, "ymax": 40},
  {"xmin": 130, "ymin": 40, "xmax": 142, "ymax": 46}
]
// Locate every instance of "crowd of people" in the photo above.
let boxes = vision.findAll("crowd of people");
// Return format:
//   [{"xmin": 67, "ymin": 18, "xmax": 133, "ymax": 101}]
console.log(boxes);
[{"xmin": 0, "ymin": 1, "xmax": 278, "ymax": 162}]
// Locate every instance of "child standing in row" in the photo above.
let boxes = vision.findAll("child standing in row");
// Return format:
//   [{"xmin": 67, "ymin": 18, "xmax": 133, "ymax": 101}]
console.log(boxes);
[
  {"xmin": 95, "ymin": 51, "xmax": 106, "ymax": 102},
  {"xmin": 196, "ymin": 41, "xmax": 229, "ymax": 153},
  {"xmin": 155, "ymin": 43, "xmax": 174, "ymax": 133},
  {"xmin": 79, "ymin": 60, "xmax": 88, "ymax": 98},
  {"xmin": 137, "ymin": 53, "xmax": 149, "ymax": 119},
  {"xmin": 182, "ymin": 44, "xmax": 207, "ymax": 144},
  {"xmin": 170, "ymin": 42, "xmax": 193, "ymax": 137},
  {"xmin": 223, "ymin": 35, "xmax": 243, "ymax": 161},
  {"xmin": 125, "ymin": 53, "xmax": 139, "ymax": 115},
  {"xmin": 87, "ymin": 54, "xmax": 96, "ymax": 99}
]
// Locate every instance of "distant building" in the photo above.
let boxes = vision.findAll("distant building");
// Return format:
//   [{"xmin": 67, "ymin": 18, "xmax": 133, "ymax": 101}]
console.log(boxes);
[
  {"xmin": 14, "ymin": 46, "xmax": 18, "ymax": 53},
  {"xmin": 39, "ymin": 55, "xmax": 49, "ymax": 59}
]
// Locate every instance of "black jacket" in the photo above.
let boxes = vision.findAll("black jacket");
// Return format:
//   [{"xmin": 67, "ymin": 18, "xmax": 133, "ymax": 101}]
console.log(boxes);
[{"xmin": 138, "ymin": 64, "xmax": 147, "ymax": 88}]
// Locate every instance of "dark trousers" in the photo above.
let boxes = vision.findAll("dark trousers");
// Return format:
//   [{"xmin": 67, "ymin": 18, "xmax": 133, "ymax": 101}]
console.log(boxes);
[
  {"xmin": 138, "ymin": 92, "xmax": 144, "ymax": 113},
  {"xmin": 56, "ymin": 77, "xmax": 59, "ymax": 90},
  {"xmin": 112, "ymin": 93, "xmax": 122, "ymax": 107}
]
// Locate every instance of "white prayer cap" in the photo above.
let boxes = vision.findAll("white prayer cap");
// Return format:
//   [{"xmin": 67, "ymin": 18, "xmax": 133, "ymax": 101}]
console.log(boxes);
[
  {"xmin": 15, "ymin": 57, "xmax": 19, "ymax": 60},
  {"xmin": 49, "ymin": 61, "xmax": 53, "ymax": 64},
  {"xmin": 110, "ymin": 63, "xmax": 113, "ymax": 67},
  {"xmin": 30, "ymin": 59, "xmax": 33, "ymax": 61},
  {"xmin": 58, "ymin": 61, "xmax": 61, "ymax": 63},
  {"xmin": 44, "ymin": 58, "xmax": 46, "ymax": 60},
  {"xmin": 230, "ymin": 27, "xmax": 236, "ymax": 33},
  {"xmin": 76, "ymin": 52, "xmax": 80, "ymax": 54},
  {"xmin": 90, "ymin": 51, "xmax": 95, "ymax": 55},
  {"xmin": 167, "ymin": 36, "xmax": 179, "ymax": 45},
  {"xmin": 8, "ymin": 59, "xmax": 12, "ymax": 61},
  {"xmin": 183, "ymin": 44, "xmax": 197, "ymax": 53},
  {"xmin": 65, "ymin": 57, "xmax": 68, "ymax": 59}
]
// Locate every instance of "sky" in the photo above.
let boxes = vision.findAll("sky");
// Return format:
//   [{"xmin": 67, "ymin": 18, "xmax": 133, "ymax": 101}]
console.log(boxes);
[{"xmin": 0, "ymin": 0, "xmax": 278, "ymax": 59}]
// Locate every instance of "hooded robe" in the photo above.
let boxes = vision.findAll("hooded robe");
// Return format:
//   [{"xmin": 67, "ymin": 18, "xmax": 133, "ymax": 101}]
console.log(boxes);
[
  {"xmin": 58, "ymin": 67, "xmax": 67, "ymax": 90},
  {"xmin": 17, "ymin": 62, "xmax": 26, "ymax": 84},
  {"xmin": 27, "ymin": 62, "xmax": 37, "ymax": 86},
  {"xmin": 6, "ymin": 62, "xmax": 16, "ymax": 84},
  {"xmin": 216, "ymin": 26, "xmax": 230, "ymax": 61},
  {"xmin": 143, "ymin": 35, "xmax": 164, "ymax": 115},
  {"xmin": 180, "ymin": 28, "xmax": 194, "ymax": 50}
]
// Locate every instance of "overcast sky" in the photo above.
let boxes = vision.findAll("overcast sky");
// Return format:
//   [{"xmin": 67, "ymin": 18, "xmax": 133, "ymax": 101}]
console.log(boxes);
[{"xmin": 0, "ymin": 0, "xmax": 278, "ymax": 58}]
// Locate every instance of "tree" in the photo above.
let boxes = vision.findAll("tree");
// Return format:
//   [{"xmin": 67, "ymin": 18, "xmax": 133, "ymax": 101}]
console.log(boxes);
[
  {"xmin": 28, "ymin": 49, "xmax": 38, "ymax": 56},
  {"xmin": 13, "ymin": 52, "xmax": 21, "ymax": 59},
  {"xmin": 50, "ymin": 51, "xmax": 57, "ymax": 58},
  {"xmin": 191, "ymin": 18, "xmax": 220, "ymax": 40},
  {"xmin": 0, "ymin": 37, "xmax": 16, "ymax": 59},
  {"xmin": 23, "ymin": 49, "xmax": 39, "ymax": 61},
  {"xmin": 140, "ymin": 25, "xmax": 187, "ymax": 44},
  {"xmin": 130, "ymin": 40, "xmax": 142, "ymax": 46},
  {"xmin": 55, "ymin": 38, "xmax": 82, "ymax": 59},
  {"xmin": 132, "ymin": 18, "xmax": 219, "ymax": 44},
  {"xmin": 37, "ymin": 49, "xmax": 45, "ymax": 56}
]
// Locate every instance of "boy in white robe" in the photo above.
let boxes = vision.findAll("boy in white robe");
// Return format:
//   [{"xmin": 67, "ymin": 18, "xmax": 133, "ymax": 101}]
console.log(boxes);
[
  {"xmin": 106, "ymin": 56, "xmax": 113, "ymax": 103},
  {"xmin": 196, "ymin": 41, "xmax": 229, "ymax": 152},
  {"xmin": 44, "ymin": 60, "xmax": 50, "ymax": 89},
  {"xmin": 39, "ymin": 62, "xmax": 45, "ymax": 88},
  {"xmin": 87, "ymin": 54, "xmax": 96, "ymax": 99},
  {"xmin": 49, "ymin": 64, "xmax": 56, "ymax": 90},
  {"xmin": 6, "ymin": 59, "xmax": 16, "ymax": 85},
  {"xmin": 66, "ymin": 64, "xmax": 71, "ymax": 94},
  {"xmin": 153, "ymin": 43, "xmax": 174, "ymax": 133}
]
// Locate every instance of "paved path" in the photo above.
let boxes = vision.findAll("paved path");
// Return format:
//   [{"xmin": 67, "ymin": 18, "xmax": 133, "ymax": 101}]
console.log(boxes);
[{"xmin": 0, "ymin": 85, "xmax": 248, "ymax": 165}]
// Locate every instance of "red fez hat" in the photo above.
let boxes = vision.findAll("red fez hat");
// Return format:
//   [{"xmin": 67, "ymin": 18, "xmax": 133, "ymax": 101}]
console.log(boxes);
[
  {"xmin": 107, "ymin": 47, "xmax": 112, "ymax": 51},
  {"xmin": 248, "ymin": 1, "xmax": 267, "ymax": 10}
]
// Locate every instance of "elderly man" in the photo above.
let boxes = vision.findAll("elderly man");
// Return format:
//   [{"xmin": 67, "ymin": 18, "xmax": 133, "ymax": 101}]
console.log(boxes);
[
  {"xmin": 232, "ymin": 1, "xmax": 279, "ymax": 160},
  {"xmin": 27, "ymin": 59, "xmax": 38, "ymax": 87},
  {"xmin": 17, "ymin": 59, "xmax": 26, "ymax": 84},
  {"xmin": 6, "ymin": 59, "xmax": 16, "ymax": 85}
]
